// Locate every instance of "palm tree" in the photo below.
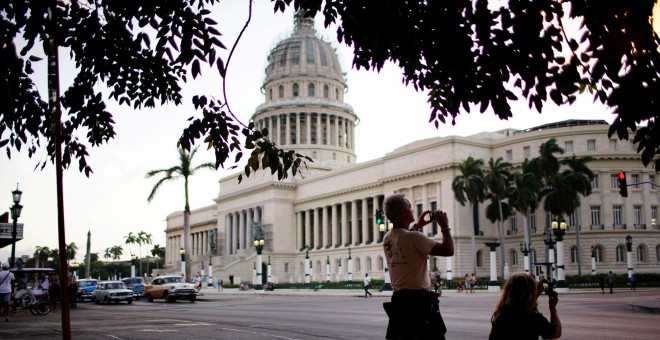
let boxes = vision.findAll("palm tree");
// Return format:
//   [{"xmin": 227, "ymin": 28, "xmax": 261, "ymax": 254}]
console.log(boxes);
[
  {"xmin": 110, "ymin": 245, "xmax": 124, "ymax": 261},
  {"xmin": 124, "ymin": 232, "xmax": 139, "ymax": 258},
  {"xmin": 146, "ymin": 145, "xmax": 215, "ymax": 279},
  {"xmin": 151, "ymin": 244, "xmax": 165, "ymax": 269},
  {"xmin": 65, "ymin": 242, "xmax": 78, "ymax": 264},
  {"xmin": 483, "ymin": 157, "xmax": 513, "ymax": 278},
  {"xmin": 452, "ymin": 157, "xmax": 486, "ymax": 275},
  {"xmin": 529, "ymin": 138, "xmax": 564, "ymax": 183},
  {"xmin": 34, "ymin": 246, "xmax": 50, "ymax": 268},
  {"xmin": 137, "ymin": 231, "xmax": 153, "ymax": 275},
  {"xmin": 49, "ymin": 249, "xmax": 59, "ymax": 268},
  {"xmin": 508, "ymin": 164, "xmax": 542, "ymax": 272},
  {"xmin": 104, "ymin": 247, "xmax": 112, "ymax": 261}
]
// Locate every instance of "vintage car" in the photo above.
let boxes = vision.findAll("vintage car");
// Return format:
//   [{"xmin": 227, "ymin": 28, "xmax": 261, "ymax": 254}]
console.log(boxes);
[
  {"xmin": 121, "ymin": 277, "xmax": 145, "ymax": 299},
  {"xmin": 92, "ymin": 281, "xmax": 133, "ymax": 304},
  {"xmin": 144, "ymin": 275, "xmax": 196, "ymax": 303},
  {"xmin": 77, "ymin": 279, "xmax": 99, "ymax": 302}
]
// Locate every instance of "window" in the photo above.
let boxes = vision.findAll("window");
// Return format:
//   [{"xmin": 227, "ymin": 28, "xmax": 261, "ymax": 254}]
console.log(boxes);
[
  {"xmin": 656, "ymin": 245, "xmax": 660, "ymax": 262},
  {"xmin": 323, "ymin": 85, "xmax": 329, "ymax": 98},
  {"xmin": 650, "ymin": 175, "xmax": 656, "ymax": 189},
  {"xmin": 529, "ymin": 213, "xmax": 536, "ymax": 232},
  {"xmin": 652, "ymin": 206, "xmax": 658, "ymax": 223},
  {"xmin": 587, "ymin": 139, "xmax": 596, "ymax": 151},
  {"xmin": 568, "ymin": 209, "xmax": 579, "ymax": 229},
  {"xmin": 523, "ymin": 146, "xmax": 531, "ymax": 158},
  {"xmin": 284, "ymin": 263, "xmax": 289, "ymax": 273},
  {"xmin": 634, "ymin": 205, "xmax": 642, "ymax": 225},
  {"xmin": 591, "ymin": 175, "xmax": 599, "ymax": 190},
  {"xmin": 292, "ymin": 83, "xmax": 299, "ymax": 97},
  {"xmin": 564, "ymin": 141, "xmax": 573, "ymax": 153},
  {"xmin": 613, "ymin": 205, "xmax": 623, "ymax": 225},
  {"xmin": 594, "ymin": 245, "xmax": 603, "ymax": 263},
  {"xmin": 611, "ymin": 174, "xmax": 619, "ymax": 189},
  {"xmin": 278, "ymin": 85, "xmax": 284, "ymax": 98},
  {"xmin": 311, "ymin": 151, "xmax": 316, "ymax": 159},
  {"xmin": 506, "ymin": 149, "xmax": 513, "ymax": 161},
  {"xmin": 308, "ymin": 83, "xmax": 315, "ymax": 97},
  {"xmin": 511, "ymin": 250, "xmax": 518, "ymax": 266},
  {"xmin": 590, "ymin": 206, "xmax": 601, "ymax": 226},
  {"xmin": 637, "ymin": 245, "xmax": 646, "ymax": 262},
  {"xmin": 510, "ymin": 214, "xmax": 517, "ymax": 231},
  {"xmin": 355, "ymin": 258, "xmax": 361, "ymax": 272},
  {"xmin": 476, "ymin": 250, "xmax": 483, "ymax": 267},
  {"xmin": 291, "ymin": 42, "xmax": 300, "ymax": 64},
  {"xmin": 570, "ymin": 246, "xmax": 578, "ymax": 263},
  {"xmin": 367, "ymin": 257, "xmax": 372, "ymax": 271},
  {"xmin": 616, "ymin": 245, "xmax": 625, "ymax": 262},
  {"xmin": 610, "ymin": 139, "xmax": 617, "ymax": 151},
  {"xmin": 632, "ymin": 174, "xmax": 640, "ymax": 189},
  {"xmin": 378, "ymin": 256, "xmax": 384, "ymax": 271},
  {"xmin": 269, "ymin": 88, "xmax": 272, "ymax": 100},
  {"xmin": 305, "ymin": 39, "xmax": 315, "ymax": 63}
]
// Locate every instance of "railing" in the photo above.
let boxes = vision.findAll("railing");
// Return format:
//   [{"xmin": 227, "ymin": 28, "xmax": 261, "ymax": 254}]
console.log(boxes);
[
  {"xmin": 506, "ymin": 230, "xmax": 518, "ymax": 236},
  {"xmin": 530, "ymin": 227, "xmax": 537, "ymax": 234},
  {"xmin": 567, "ymin": 225, "xmax": 581, "ymax": 232},
  {"xmin": 613, "ymin": 224, "xmax": 627, "ymax": 230},
  {"xmin": 590, "ymin": 224, "xmax": 605, "ymax": 231},
  {"xmin": 652, "ymin": 224, "xmax": 660, "ymax": 230},
  {"xmin": 633, "ymin": 224, "xmax": 646, "ymax": 230}
]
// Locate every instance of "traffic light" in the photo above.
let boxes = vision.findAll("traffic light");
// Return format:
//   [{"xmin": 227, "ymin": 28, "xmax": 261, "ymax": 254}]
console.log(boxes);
[
  {"xmin": 375, "ymin": 209, "xmax": 384, "ymax": 225},
  {"xmin": 617, "ymin": 171, "xmax": 628, "ymax": 197}
]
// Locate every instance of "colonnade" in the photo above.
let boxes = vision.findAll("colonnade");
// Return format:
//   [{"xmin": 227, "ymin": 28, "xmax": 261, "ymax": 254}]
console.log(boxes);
[
  {"xmin": 224, "ymin": 206, "xmax": 263, "ymax": 255},
  {"xmin": 254, "ymin": 112, "xmax": 354, "ymax": 149}
]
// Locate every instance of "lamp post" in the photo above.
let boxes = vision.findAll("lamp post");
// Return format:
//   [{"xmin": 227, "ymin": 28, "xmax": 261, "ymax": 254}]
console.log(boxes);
[
  {"xmin": 625, "ymin": 235, "xmax": 633, "ymax": 278},
  {"xmin": 304, "ymin": 246, "xmax": 310, "ymax": 287},
  {"xmin": 179, "ymin": 248, "xmax": 186, "ymax": 280},
  {"xmin": 10, "ymin": 184, "xmax": 23, "ymax": 268},
  {"xmin": 347, "ymin": 246, "xmax": 353, "ymax": 284},
  {"xmin": 325, "ymin": 256, "xmax": 331, "ymax": 282},
  {"xmin": 267, "ymin": 255, "xmax": 272, "ymax": 284},
  {"xmin": 590, "ymin": 245, "xmax": 597, "ymax": 275},
  {"xmin": 379, "ymin": 220, "xmax": 393, "ymax": 291},
  {"xmin": 130, "ymin": 254, "xmax": 137, "ymax": 277},
  {"xmin": 543, "ymin": 226, "xmax": 556, "ymax": 283},
  {"xmin": 552, "ymin": 218, "xmax": 568, "ymax": 292},
  {"xmin": 520, "ymin": 242, "xmax": 531, "ymax": 273},
  {"xmin": 70, "ymin": 261, "xmax": 79, "ymax": 279},
  {"xmin": 485, "ymin": 242, "xmax": 500, "ymax": 292},
  {"xmin": 254, "ymin": 232, "xmax": 266, "ymax": 290}
]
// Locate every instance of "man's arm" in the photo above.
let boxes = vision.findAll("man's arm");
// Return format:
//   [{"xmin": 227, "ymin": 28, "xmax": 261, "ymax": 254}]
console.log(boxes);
[{"xmin": 429, "ymin": 211, "xmax": 454, "ymax": 256}]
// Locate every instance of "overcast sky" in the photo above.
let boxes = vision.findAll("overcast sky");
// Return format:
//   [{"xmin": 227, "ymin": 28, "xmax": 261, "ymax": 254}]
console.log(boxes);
[{"xmin": 2, "ymin": 2, "xmax": 657, "ymax": 264}]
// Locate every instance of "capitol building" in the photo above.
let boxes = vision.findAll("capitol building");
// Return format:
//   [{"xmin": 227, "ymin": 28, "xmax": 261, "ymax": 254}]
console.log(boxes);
[{"xmin": 163, "ymin": 14, "xmax": 660, "ymax": 285}]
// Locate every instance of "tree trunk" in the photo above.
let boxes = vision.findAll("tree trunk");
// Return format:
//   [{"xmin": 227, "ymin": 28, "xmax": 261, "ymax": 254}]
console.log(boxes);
[
  {"xmin": 497, "ymin": 199, "xmax": 505, "ymax": 279},
  {"xmin": 183, "ymin": 209, "xmax": 191, "ymax": 281}
]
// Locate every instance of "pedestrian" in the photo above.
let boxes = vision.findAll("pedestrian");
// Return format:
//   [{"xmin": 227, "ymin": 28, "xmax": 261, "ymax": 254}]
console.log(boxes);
[
  {"xmin": 464, "ymin": 274, "xmax": 470, "ymax": 294},
  {"xmin": 49, "ymin": 274, "xmax": 60, "ymax": 310},
  {"xmin": 598, "ymin": 274, "xmax": 605, "ymax": 294},
  {"xmin": 489, "ymin": 272, "xmax": 562, "ymax": 339},
  {"xmin": 629, "ymin": 274, "xmax": 637, "ymax": 290},
  {"xmin": 0, "ymin": 263, "xmax": 15, "ymax": 322},
  {"xmin": 469, "ymin": 273, "xmax": 477, "ymax": 294},
  {"xmin": 364, "ymin": 273, "xmax": 372, "ymax": 298},
  {"xmin": 217, "ymin": 278, "xmax": 221, "ymax": 291},
  {"xmin": 607, "ymin": 271, "xmax": 615, "ymax": 294},
  {"xmin": 382, "ymin": 194, "xmax": 454, "ymax": 340}
]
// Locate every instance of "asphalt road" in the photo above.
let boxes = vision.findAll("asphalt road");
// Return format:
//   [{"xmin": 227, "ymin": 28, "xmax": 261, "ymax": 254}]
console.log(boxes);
[{"xmin": 2, "ymin": 289, "xmax": 659, "ymax": 339}]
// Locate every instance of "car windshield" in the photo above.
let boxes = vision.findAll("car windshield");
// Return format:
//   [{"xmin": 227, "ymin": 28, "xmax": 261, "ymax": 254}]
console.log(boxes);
[
  {"xmin": 106, "ymin": 282, "xmax": 127, "ymax": 289},
  {"xmin": 164, "ymin": 277, "xmax": 183, "ymax": 284},
  {"xmin": 79, "ymin": 281, "xmax": 97, "ymax": 288}
]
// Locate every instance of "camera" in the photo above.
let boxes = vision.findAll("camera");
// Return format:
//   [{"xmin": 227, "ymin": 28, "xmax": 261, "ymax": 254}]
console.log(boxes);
[
  {"xmin": 428, "ymin": 210, "xmax": 436, "ymax": 221},
  {"xmin": 543, "ymin": 282, "xmax": 554, "ymax": 294}
]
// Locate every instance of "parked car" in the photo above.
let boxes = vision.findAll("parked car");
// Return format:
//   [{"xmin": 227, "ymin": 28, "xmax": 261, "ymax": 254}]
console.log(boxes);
[
  {"xmin": 77, "ymin": 279, "xmax": 99, "ymax": 302},
  {"xmin": 92, "ymin": 281, "xmax": 133, "ymax": 304},
  {"xmin": 121, "ymin": 277, "xmax": 145, "ymax": 299},
  {"xmin": 144, "ymin": 275, "xmax": 196, "ymax": 303}
]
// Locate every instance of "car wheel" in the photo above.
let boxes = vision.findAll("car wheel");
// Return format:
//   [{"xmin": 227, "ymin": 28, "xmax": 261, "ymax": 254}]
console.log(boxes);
[
  {"xmin": 163, "ymin": 291, "xmax": 172, "ymax": 303},
  {"xmin": 94, "ymin": 296, "xmax": 99, "ymax": 304},
  {"xmin": 146, "ymin": 294, "xmax": 153, "ymax": 303},
  {"xmin": 189, "ymin": 295, "xmax": 196, "ymax": 303},
  {"xmin": 78, "ymin": 295, "xmax": 84, "ymax": 303},
  {"xmin": 104, "ymin": 296, "xmax": 110, "ymax": 305},
  {"xmin": 128, "ymin": 299, "xmax": 132, "ymax": 304},
  {"xmin": 114, "ymin": 300, "xmax": 119, "ymax": 304}
]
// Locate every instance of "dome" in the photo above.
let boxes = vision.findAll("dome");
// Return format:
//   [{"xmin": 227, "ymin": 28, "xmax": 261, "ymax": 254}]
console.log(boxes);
[{"xmin": 264, "ymin": 12, "xmax": 344, "ymax": 83}]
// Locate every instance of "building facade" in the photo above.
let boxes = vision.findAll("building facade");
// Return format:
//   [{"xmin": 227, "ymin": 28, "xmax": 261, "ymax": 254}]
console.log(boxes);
[{"xmin": 163, "ymin": 15, "xmax": 660, "ymax": 285}]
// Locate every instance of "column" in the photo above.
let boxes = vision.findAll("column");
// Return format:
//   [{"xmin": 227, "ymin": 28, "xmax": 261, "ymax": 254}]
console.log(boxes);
[
  {"xmin": 305, "ymin": 210, "xmax": 313, "ymax": 248},
  {"xmin": 297, "ymin": 211, "xmax": 304, "ymax": 250},
  {"xmin": 307, "ymin": 113, "xmax": 312, "ymax": 145},
  {"xmin": 342, "ymin": 202, "xmax": 349, "ymax": 246},
  {"xmin": 408, "ymin": 186, "xmax": 416, "ymax": 221},
  {"xmin": 316, "ymin": 113, "xmax": 322, "ymax": 146},
  {"xmin": 324, "ymin": 206, "xmax": 331, "ymax": 247},
  {"xmin": 331, "ymin": 204, "xmax": 339, "ymax": 247},
  {"xmin": 486, "ymin": 242, "xmax": 501, "ymax": 292},
  {"xmin": 285, "ymin": 113, "xmax": 291, "ymax": 145},
  {"xmin": 361, "ymin": 198, "xmax": 369, "ymax": 244},
  {"xmin": 351, "ymin": 200, "xmax": 359, "ymax": 245},
  {"xmin": 296, "ymin": 112, "xmax": 301, "ymax": 145},
  {"xmin": 232, "ymin": 212, "xmax": 239, "ymax": 254},
  {"xmin": 247, "ymin": 208, "xmax": 254, "ymax": 249},
  {"xmin": 225, "ymin": 214, "xmax": 231, "ymax": 255},
  {"xmin": 422, "ymin": 185, "xmax": 430, "ymax": 235},
  {"xmin": 313, "ymin": 207, "xmax": 321, "ymax": 249},
  {"xmin": 239, "ymin": 210, "xmax": 246, "ymax": 251}
]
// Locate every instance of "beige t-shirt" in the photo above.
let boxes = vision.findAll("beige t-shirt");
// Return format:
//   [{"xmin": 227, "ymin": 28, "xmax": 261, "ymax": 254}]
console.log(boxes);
[{"xmin": 383, "ymin": 228, "xmax": 436, "ymax": 291}]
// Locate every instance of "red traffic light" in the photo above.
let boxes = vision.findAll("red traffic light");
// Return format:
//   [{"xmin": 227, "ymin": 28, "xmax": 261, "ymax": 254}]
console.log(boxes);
[{"xmin": 617, "ymin": 171, "xmax": 625, "ymax": 180}]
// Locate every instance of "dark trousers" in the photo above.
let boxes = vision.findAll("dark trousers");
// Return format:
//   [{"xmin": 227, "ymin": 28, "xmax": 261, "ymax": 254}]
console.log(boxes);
[
  {"xmin": 384, "ymin": 290, "xmax": 446, "ymax": 340},
  {"xmin": 364, "ymin": 286, "xmax": 372, "ymax": 297}
]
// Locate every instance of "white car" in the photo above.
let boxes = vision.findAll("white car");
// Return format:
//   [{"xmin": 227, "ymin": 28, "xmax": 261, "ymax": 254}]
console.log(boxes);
[
  {"xmin": 144, "ymin": 276, "xmax": 197, "ymax": 303},
  {"xmin": 93, "ymin": 281, "xmax": 133, "ymax": 304}
]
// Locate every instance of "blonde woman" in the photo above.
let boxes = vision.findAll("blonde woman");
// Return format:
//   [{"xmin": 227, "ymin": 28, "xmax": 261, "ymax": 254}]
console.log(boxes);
[{"xmin": 489, "ymin": 272, "xmax": 562, "ymax": 339}]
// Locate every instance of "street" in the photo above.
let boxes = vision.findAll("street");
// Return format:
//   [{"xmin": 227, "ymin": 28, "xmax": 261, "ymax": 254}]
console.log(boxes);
[{"xmin": 2, "ymin": 289, "xmax": 659, "ymax": 339}]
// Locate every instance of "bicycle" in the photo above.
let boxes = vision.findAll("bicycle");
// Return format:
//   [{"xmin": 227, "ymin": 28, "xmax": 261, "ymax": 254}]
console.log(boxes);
[{"xmin": 11, "ymin": 289, "xmax": 51, "ymax": 316}]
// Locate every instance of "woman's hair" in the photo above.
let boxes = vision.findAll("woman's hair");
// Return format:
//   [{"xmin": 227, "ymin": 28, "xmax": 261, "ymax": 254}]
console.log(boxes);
[
  {"xmin": 491, "ymin": 272, "xmax": 539, "ymax": 323},
  {"xmin": 384, "ymin": 194, "xmax": 408, "ymax": 224}
]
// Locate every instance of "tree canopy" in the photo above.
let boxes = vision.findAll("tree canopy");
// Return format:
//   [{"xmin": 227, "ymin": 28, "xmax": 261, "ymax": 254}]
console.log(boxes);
[{"xmin": 2, "ymin": 0, "xmax": 659, "ymax": 179}]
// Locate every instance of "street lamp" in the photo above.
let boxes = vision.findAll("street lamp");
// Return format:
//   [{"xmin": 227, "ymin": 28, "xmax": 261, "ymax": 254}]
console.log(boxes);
[
  {"xmin": 10, "ymin": 184, "xmax": 23, "ymax": 268},
  {"xmin": 519, "ymin": 242, "xmax": 531, "ymax": 273},
  {"xmin": 253, "ymin": 223, "xmax": 265, "ymax": 291},
  {"xmin": 551, "ymin": 218, "xmax": 568, "ymax": 292},
  {"xmin": 543, "ymin": 225, "xmax": 556, "ymax": 282},
  {"xmin": 326, "ymin": 256, "xmax": 331, "ymax": 282},
  {"xmin": 625, "ymin": 235, "xmax": 633, "ymax": 278},
  {"xmin": 130, "ymin": 254, "xmax": 138, "ymax": 277},
  {"xmin": 347, "ymin": 246, "xmax": 353, "ymax": 284},
  {"xmin": 304, "ymin": 246, "xmax": 311, "ymax": 287},
  {"xmin": 179, "ymin": 248, "xmax": 186, "ymax": 280},
  {"xmin": 70, "ymin": 261, "xmax": 79, "ymax": 279},
  {"xmin": 590, "ymin": 245, "xmax": 597, "ymax": 275}
]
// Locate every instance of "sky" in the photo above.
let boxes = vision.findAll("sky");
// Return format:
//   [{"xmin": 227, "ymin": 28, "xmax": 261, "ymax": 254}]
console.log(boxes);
[{"xmin": 2, "ymin": 2, "xmax": 658, "ymax": 264}]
